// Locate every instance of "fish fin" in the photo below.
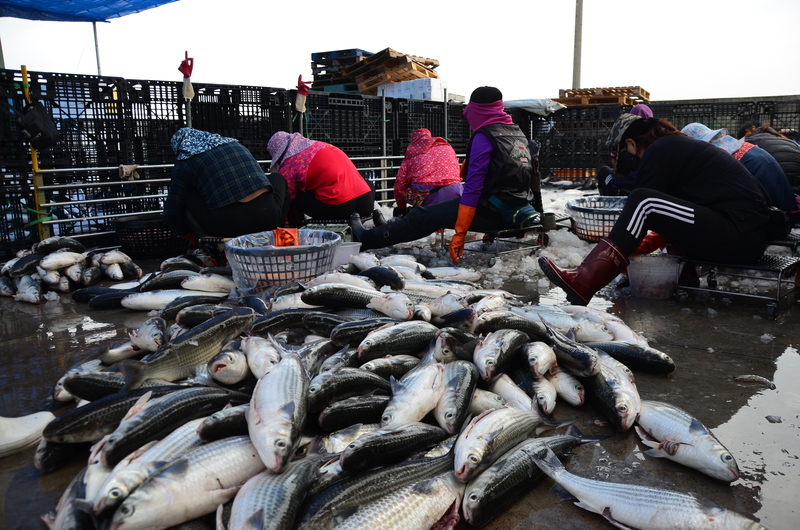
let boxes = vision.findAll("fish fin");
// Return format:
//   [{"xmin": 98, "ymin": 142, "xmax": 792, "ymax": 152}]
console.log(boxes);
[
  {"xmin": 565, "ymin": 424, "xmax": 610, "ymax": 444},
  {"xmin": 687, "ymin": 417, "xmax": 709, "ymax": 436},
  {"xmin": 525, "ymin": 445, "xmax": 563, "ymax": 480},
  {"xmin": 40, "ymin": 512, "xmax": 57, "ymax": 530},
  {"xmin": 430, "ymin": 499, "xmax": 461, "ymax": 530},
  {"xmin": 119, "ymin": 360, "xmax": 148, "ymax": 391},
  {"xmin": 243, "ymin": 508, "xmax": 265, "ymax": 530},
  {"xmin": 332, "ymin": 506, "xmax": 359, "ymax": 525},
  {"xmin": 215, "ymin": 503, "xmax": 228, "ymax": 530},
  {"xmin": 121, "ymin": 391, "xmax": 153, "ymax": 421},
  {"xmin": 389, "ymin": 375, "xmax": 405, "ymax": 395},
  {"xmin": 280, "ymin": 401, "xmax": 296, "ymax": 420},
  {"xmin": 160, "ymin": 456, "xmax": 190, "ymax": 476},
  {"xmin": 596, "ymin": 506, "xmax": 639, "ymax": 530},
  {"xmin": 634, "ymin": 426, "xmax": 658, "ymax": 443},
  {"xmin": 484, "ymin": 426, "xmax": 505, "ymax": 444}
]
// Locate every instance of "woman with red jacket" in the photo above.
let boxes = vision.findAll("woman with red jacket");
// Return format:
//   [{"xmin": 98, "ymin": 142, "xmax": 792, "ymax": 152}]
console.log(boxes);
[{"xmin": 267, "ymin": 132, "xmax": 375, "ymax": 225}]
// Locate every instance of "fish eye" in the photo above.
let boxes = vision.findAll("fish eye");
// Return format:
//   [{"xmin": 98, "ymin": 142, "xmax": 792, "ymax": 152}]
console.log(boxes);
[
  {"xmin": 722, "ymin": 453, "xmax": 733, "ymax": 462},
  {"xmin": 364, "ymin": 340, "xmax": 372, "ymax": 346},
  {"xmin": 618, "ymin": 405, "xmax": 629, "ymax": 413},
  {"xmin": 442, "ymin": 347, "xmax": 452, "ymax": 355},
  {"xmin": 110, "ymin": 488, "xmax": 123, "ymax": 498},
  {"xmin": 445, "ymin": 412, "xmax": 455, "ymax": 420},
  {"xmin": 469, "ymin": 454, "xmax": 480, "ymax": 464},
  {"xmin": 381, "ymin": 414, "xmax": 392, "ymax": 423},
  {"xmin": 120, "ymin": 504, "xmax": 134, "ymax": 516},
  {"xmin": 486, "ymin": 359, "xmax": 495, "ymax": 366},
  {"xmin": 275, "ymin": 439, "xmax": 287, "ymax": 449},
  {"xmin": 469, "ymin": 493, "xmax": 478, "ymax": 501},
  {"xmin": 347, "ymin": 442, "xmax": 357, "ymax": 449}
]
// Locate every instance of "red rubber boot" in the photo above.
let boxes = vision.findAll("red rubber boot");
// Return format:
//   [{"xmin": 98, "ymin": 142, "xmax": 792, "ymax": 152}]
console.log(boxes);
[{"xmin": 538, "ymin": 238, "xmax": 630, "ymax": 305}]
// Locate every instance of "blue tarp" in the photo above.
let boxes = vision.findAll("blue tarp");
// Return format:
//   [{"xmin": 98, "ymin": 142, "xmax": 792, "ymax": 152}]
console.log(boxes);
[{"xmin": 0, "ymin": 0, "xmax": 180, "ymax": 23}]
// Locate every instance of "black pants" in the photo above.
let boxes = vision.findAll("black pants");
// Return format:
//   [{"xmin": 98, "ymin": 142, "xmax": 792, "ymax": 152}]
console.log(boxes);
[
  {"xmin": 292, "ymin": 187, "xmax": 376, "ymax": 223},
  {"xmin": 375, "ymin": 198, "xmax": 504, "ymax": 246},
  {"xmin": 608, "ymin": 188, "xmax": 767, "ymax": 264},
  {"xmin": 185, "ymin": 173, "xmax": 289, "ymax": 238}
]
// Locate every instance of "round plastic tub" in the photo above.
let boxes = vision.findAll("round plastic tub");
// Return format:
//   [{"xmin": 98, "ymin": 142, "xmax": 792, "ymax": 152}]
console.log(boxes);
[{"xmin": 627, "ymin": 254, "xmax": 683, "ymax": 299}]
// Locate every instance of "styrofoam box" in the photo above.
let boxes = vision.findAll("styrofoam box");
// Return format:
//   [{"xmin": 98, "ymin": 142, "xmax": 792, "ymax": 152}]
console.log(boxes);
[{"xmin": 378, "ymin": 78, "xmax": 448, "ymax": 102}]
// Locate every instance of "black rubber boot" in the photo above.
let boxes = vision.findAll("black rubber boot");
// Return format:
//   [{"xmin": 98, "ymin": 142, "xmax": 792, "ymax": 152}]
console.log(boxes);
[
  {"xmin": 349, "ymin": 213, "xmax": 394, "ymax": 250},
  {"xmin": 372, "ymin": 209, "xmax": 387, "ymax": 227}
]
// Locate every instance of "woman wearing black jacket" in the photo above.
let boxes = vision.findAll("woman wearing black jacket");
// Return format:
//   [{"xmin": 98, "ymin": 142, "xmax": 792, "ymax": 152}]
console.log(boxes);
[{"xmin": 540, "ymin": 115, "xmax": 772, "ymax": 306}]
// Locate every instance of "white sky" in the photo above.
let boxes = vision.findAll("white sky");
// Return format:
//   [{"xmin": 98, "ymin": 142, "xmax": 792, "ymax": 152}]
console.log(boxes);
[{"xmin": 1, "ymin": 0, "xmax": 799, "ymax": 102}]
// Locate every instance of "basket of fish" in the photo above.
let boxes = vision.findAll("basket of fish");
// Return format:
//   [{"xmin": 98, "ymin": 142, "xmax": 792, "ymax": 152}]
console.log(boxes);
[
  {"xmin": 111, "ymin": 214, "xmax": 189, "ymax": 260},
  {"xmin": 225, "ymin": 229, "xmax": 341, "ymax": 293},
  {"xmin": 566, "ymin": 196, "xmax": 627, "ymax": 243}
]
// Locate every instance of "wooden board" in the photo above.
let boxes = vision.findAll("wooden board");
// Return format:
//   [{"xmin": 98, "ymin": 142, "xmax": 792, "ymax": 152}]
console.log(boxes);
[
  {"xmin": 558, "ymin": 86, "xmax": 650, "ymax": 103},
  {"xmin": 357, "ymin": 61, "xmax": 439, "ymax": 95}
]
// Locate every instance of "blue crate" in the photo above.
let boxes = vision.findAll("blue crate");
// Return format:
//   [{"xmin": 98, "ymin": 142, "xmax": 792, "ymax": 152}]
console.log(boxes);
[{"xmin": 311, "ymin": 49, "xmax": 373, "ymax": 61}]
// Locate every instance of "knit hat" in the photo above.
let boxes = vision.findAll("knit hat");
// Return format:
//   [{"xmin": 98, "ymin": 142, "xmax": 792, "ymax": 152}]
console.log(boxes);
[
  {"xmin": 469, "ymin": 86, "xmax": 503, "ymax": 104},
  {"xmin": 605, "ymin": 113, "xmax": 643, "ymax": 152},
  {"xmin": 630, "ymin": 104, "xmax": 653, "ymax": 119}
]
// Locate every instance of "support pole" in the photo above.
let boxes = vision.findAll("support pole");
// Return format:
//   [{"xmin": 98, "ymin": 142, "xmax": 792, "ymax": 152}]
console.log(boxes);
[
  {"xmin": 572, "ymin": 0, "xmax": 583, "ymax": 90},
  {"xmin": 93, "ymin": 22, "xmax": 102, "ymax": 76},
  {"xmin": 23, "ymin": 65, "xmax": 51, "ymax": 240}
]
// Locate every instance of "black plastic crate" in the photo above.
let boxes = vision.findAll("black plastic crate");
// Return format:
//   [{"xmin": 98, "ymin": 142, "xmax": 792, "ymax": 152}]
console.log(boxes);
[{"xmin": 111, "ymin": 213, "xmax": 188, "ymax": 260}]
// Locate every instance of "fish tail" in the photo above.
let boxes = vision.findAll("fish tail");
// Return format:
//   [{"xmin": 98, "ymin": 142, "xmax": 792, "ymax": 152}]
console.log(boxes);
[
  {"xmin": 526, "ymin": 445, "xmax": 564, "ymax": 480},
  {"xmin": 565, "ymin": 423, "xmax": 611, "ymax": 444},
  {"xmin": 119, "ymin": 360, "xmax": 148, "ymax": 390}
]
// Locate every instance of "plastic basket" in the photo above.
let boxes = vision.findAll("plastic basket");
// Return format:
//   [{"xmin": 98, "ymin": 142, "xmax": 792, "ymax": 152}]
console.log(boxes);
[
  {"xmin": 225, "ymin": 230, "xmax": 342, "ymax": 293},
  {"xmin": 111, "ymin": 214, "xmax": 188, "ymax": 260},
  {"xmin": 566, "ymin": 196, "xmax": 627, "ymax": 242}
]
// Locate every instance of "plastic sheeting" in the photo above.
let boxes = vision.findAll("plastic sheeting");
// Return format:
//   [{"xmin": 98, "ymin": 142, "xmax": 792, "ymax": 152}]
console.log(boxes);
[
  {"xmin": 0, "ymin": 0, "xmax": 180, "ymax": 23},
  {"xmin": 504, "ymin": 98, "xmax": 567, "ymax": 117}
]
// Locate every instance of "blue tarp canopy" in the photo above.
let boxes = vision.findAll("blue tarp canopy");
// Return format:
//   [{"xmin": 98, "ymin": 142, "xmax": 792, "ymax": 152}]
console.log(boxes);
[{"xmin": 0, "ymin": 0, "xmax": 180, "ymax": 23}]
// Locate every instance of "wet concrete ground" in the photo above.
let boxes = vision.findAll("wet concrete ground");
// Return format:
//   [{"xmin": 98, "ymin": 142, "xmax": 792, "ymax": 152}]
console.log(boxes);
[{"xmin": 0, "ymin": 261, "xmax": 797, "ymax": 529}]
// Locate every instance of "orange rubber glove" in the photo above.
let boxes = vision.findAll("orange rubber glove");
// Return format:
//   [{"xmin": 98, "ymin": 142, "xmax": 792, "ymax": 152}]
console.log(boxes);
[
  {"xmin": 273, "ymin": 227, "xmax": 299, "ymax": 247},
  {"xmin": 449, "ymin": 204, "xmax": 476, "ymax": 263},
  {"xmin": 632, "ymin": 232, "xmax": 668, "ymax": 255}
]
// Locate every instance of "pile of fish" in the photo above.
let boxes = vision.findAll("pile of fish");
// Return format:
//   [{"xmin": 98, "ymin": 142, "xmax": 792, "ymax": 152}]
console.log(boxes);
[
  {"xmin": 0, "ymin": 236, "xmax": 147, "ymax": 304},
  {"xmin": 12, "ymin": 250, "xmax": 766, "ymax": 529}
]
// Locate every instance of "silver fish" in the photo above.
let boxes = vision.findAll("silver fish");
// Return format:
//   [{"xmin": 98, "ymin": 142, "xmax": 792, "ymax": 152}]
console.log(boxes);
[
  {"xmin": 247, "ymin": 352, "xmax": 308, "ymax": 473},
  {"xmin": 527, "ymin": 446, "xmax": 764, "ymax": 530},
  {"xmin": 120, "ymin": 289, "xmax": 228, "ymax": 311},
  {"xmin": 128, "ymin": 317, "xmax": 168, "ymax": 352},
  {"xmin": 469, "ymin": 388, "xmax": 507, "ymax": 415},
  {"xmin": 381, "ymin": 362, "xmax": 445, "ymax": 426},
  {"xmin": 108, "ymin": 436, "xmax": 265, "ymax": 530},
  {"xmin": 240, "ymin": 335, "xmax": 282, "ymax": 379},
  {"xmin": 523, "ymin": 341, "xmax": 557, "ymax": 378},
  {"xmin": 208, "ymin": 348, "xmax": 251, "ymax": 385},
  {"xmin": 454, "ymin": 406, "xmax": 542, "ymax": 482},
  {"xmin": 39, "ymin": 250, "xmax": 86, "ymax": 271},
  {"xmin": 366, "ymin": 291, "xmax": 415, "ymax": 320},
  {"xmin": 180, "ymin": 273, "xmax": 237, "ymax": 293},
  {"xmin": 434, "ymin": 360, "xmax": 478, "ymax": 434},
  {"xmin": 636, "ymin": 400, "xmax": 739, "ymax": 482},
  {"xmin": 119, "ymin": 307, "xmax": 255, "ymax": 388},
  {"xmin": 228, "ymin": 459, "xmax": 324, "ymax": 530},
  {"xmin": 486, "ymin": 373, "xmax": 533, "ymax": 412},
  {"xmin": 99, "ymin": 249, "xmax": 133, "ymax": 265},
  {"xmin": 93, "ymin": 418, "xmax": 205, "ymax": 517},
  {"xmin": 331, "ymin": 471, "xmax": 464, "ymax": 530},
  {"xmin": 546, "ymin": 365, "xmax": 585, "ymax": 407}
]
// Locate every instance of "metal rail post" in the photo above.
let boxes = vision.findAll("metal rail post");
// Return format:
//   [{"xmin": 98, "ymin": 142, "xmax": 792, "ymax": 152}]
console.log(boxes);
[{"xmin": 22, "ymin": 65, "xmax": 51, "ymax": 240}]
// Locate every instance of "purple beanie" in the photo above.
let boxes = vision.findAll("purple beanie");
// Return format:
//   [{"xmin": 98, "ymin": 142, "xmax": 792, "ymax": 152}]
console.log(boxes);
[{"xmin": 630, "ymin": 104, "xmax": 653, "ymax": 119}]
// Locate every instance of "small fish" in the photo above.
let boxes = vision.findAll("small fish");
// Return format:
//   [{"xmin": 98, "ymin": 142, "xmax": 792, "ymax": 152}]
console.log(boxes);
[
  {"xmin": 207, "ymin": 349, "xmax": 251, "ymax": 385},
  {"xmin": 128, "ymin": 317, "xmax": 167, "ymax": 352},
  {"xmin": 526, "ymin": 446, "xmax": 764, "ymax": 530},
  {"xmin": 366, "ymin": 292, "xmax": 415, "ymax": 320},
  {"xmin": 732, "ymin": 374, "xmax": 776, "ymax": 390}
]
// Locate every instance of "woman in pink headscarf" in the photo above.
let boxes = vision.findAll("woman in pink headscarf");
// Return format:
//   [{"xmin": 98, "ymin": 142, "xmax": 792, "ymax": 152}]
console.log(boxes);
[
  {"xmin": 393, "ymin": 128, "xmax": 462, "ymax": 213},
  {"xmin": 267, "ymin": 132, "xmax": 375, "ymax": 225}
]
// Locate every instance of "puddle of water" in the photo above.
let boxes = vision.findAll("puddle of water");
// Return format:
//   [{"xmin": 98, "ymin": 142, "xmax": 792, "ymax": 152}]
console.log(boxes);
[{"xmin": 714, "ymin": 347, "xmax": 800, "ymax": 529}]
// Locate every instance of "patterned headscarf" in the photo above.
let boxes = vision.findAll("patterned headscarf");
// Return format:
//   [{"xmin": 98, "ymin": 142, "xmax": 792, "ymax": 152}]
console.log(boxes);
[
  {"xmin": 681, "ymin": 123, "xmax": 744, "ymax": 154},
  {"xmin": 171, "ymin": 128, "xmax": 237, "ymax": 160},
  {"xmin": 267, "ymin": 132, "xmax": 318, "ymax": 171},
  {"xmin": 406, "ymin": 129, "xmax": 439, "ymax": 157}
]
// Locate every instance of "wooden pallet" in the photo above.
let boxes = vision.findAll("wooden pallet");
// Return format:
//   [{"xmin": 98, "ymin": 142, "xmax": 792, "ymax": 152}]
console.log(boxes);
[
  {"xmin": 552, "ymin": 95, "xmax": 636, "ymax": 106},
  {"xmin": 356, "ymin": 59, "xmax": 438, "ymax": 95},
  {"xmin": 558, "ymin": 86, "xmax": 650, "ymax": 103}
]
